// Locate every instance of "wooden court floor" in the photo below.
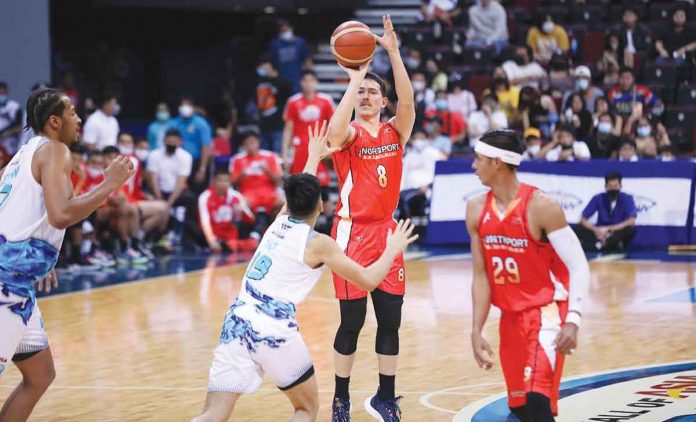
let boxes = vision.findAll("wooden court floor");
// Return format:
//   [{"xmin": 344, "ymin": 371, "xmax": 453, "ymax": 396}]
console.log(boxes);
[{"xmin": 1, "ymin": 254, "xmax": 695, "ymax": 421}]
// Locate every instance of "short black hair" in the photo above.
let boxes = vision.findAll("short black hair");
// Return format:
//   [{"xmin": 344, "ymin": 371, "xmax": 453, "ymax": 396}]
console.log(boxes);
[
  {"xmin": 98, "ymin": 91, "xmax": 117, "ymax": 107},
  {"xmin": 86, "ymin": 150, "xmax": 103, "ymax": 159},
  {"xmin": 258, "ymin": 54, "xmax": 273, "ymax": 66},
  {"xmin": 426, "ymin": 115, "xmax": 444, "ymax": 125},
  {"xmin": 70, "ymin": 143, "xmax": 86, "ymax": 154},
  {"xmin": 364, "ymin": 72, "xmax": 387, "ymax": 97},
  {"xmin": 240, "ymin": 131, "xmax": 260, "ymax": 144},
  {"xmin": 284, "ymin": 173, "xmax": 321, "ymax": 219},
  {"xmin": 301, "ymin": 69, "xmax": 317, "ymax": 79},
  {"xmin": 0, "ymin": 81, "xmax": 7, "ymax": 90},
  {"xmin": 556, "ymin": 123, "xmax": 576, "ymax": 136},
  {"xmin": 605, "ymin": 171, "xmax": 622, "ymax": 184},
  {"xmin": 118, "ymin": 132, "xmax": 134, "ymax": 141},
  {"xmin": 164, "ymin": 128, "xmax": 181, "ymax": 138},
  {"xmin": 619, "ymin": 67, "xmax": 634, "ymax": 76},
  {"xmin": 478, "ymin": 130, "xmax": 524, "ymax": 170},
  {"xmin": 25, "ymin": 88, "xmax": 67, "ymax": 134},
  {"xmin": 214, "ymin": 166, "xmax": 230, "ymax": 177},
  {"xmin": 102, "ymin": 145, "xmax": 120, "ymax": 156}
]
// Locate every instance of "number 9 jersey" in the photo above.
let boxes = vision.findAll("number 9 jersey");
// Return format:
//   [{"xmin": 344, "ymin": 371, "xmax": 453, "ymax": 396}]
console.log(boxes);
[{"xmin": 478, "ymin": 183, "xmax": 570, "ymax": 313}]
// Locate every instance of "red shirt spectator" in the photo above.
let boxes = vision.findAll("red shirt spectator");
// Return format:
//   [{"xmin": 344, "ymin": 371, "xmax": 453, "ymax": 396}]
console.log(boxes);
[
  {"xmin": 229, "ymin": 133, "xmax": 282, "ymax": 213},
  {"xmin": 212, "ymin": 128, "xmax": 232, "ymax": 157}
]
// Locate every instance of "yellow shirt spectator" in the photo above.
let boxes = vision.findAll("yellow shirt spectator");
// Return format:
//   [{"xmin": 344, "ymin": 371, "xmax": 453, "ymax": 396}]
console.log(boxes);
[{"xmin": 527, "ymin": 22, "xmax": 569, "ymax": 64}]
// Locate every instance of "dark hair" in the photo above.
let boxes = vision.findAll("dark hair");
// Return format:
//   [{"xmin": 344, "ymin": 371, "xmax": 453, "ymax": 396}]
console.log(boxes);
[
  {"xmin": 364, "ymin": 72, "xmax": 387, "ymax": 96},
  {"xmin": 556, "ymin": 122, "xmax": 576, "ymax": 136},
  {"xmin": 426, "ymin": 115, "xmax": 443, "ymax": 126},
  {"xmin": 240, "ymin": 131, "xmax": 260, "ymax": 144},
  {"xmin": 284, "ymin": 173, "xmax": 321, "ymax": 219},
  {"xmin": 478, "ymin": 130, "xmax": 524, "ymax": 170},
  {"xmin": 86, "ymin": 150, "xmax": 103, "ymax": 159},
  {"xmin": 70, "ymin": 143, "xmax": 86, "ymax": 154},
  {"xmin": 277, "ymin": 19, "xmax": 292, "ymax": 29},
  {"xmin": 25, "ymin": 88, "xmax": 67, "ymax": 133},
  {"xmin": 482, "ymin": 94, "xmax": 498, "ymax": 104},
  {"xmin": 622, "ymin": 6, "xmax": 637, "ymax": 16},
  {"xmin": 102, "ymin": 145, "xmax": 120, "ymax": 156},
  {"xmin": 619, "ymin": 67, "xmax": 634, "ymax": 76},
  {"xmin": 605, "ymin": 171, "xmax": 622, "ymax": 184},
  {"xmin": 98, "ymin": 91, "xmax": 117, "ymax": 107},
  {"xmin": 214, "ymin": 166, "xmax": 230, "ymax": 177},
  {"xmin": 258, "ymin": 54, "xmax": 273, "ymax": 66},
  {"xmin": 674, "ymin": 6, "xmax": 689, "ymax": 20},
  {"xmin": 301, "ymin": 69, "xmax": 317, "ymax": 79},
  {"xmin": 620, "ymin": 140, "xmax": 636, "ymax": 149},
  {"xmin": 164, "ymin": 128, "xmax": 182, "ymax": 138},
  {"xmin": 117, "ymin": 132, "xmax": 134, "ymax": 142},
  {"xmin": 598, "ymin": 112, "xmax": 615, "ymax": 124},
  {"xmin": 0, "ymin": 81, "xmax": 7, "ymax": 90}
]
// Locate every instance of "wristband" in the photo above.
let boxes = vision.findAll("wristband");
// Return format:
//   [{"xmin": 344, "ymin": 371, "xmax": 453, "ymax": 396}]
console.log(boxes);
[{"xmin": 566, "ymin": 310, "xmax": 582, "ymax": 328}]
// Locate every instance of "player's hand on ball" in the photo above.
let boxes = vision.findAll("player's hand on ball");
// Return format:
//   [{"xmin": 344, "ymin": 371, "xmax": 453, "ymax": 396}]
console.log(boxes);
[
  {"xmin": 35, "ymin": 270, "xmax": 58, "ymax": 293},
  {"xmin": 472, "ymin": 333, "xmax": 495, "ymax": 370},
  {"xmin": 555, "ymin": 322, "xmax": 579, "ymax": 355},
  {"xmin": 374, "ymin": 15, "xmax": 399, "ymax": 54},
  {"xmin": 104, "ymin": 155, "xmax": 135, "ymax": 189},
  {"xmin": 386, "ymin": 219, "xmax": 419, "ymax": 252},
  {"xmin": 338, "ymin": 59, "xmax": 372, "ymax": 80},
  {"xmin": 307, "ymin": 120, "xmax": 340, "ymax": 160}
]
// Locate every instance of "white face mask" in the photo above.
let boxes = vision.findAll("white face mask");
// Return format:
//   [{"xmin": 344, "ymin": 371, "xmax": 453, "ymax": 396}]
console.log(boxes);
[
  {"xmin": 113, "ymin": 104, "xmax": 121, "ymax": 116},
  {"xmin": 527, "ymin": 144, "xmax": 541, "ymax": 155},
  {"xmin": 87, "ymin": 166, "xmax": 103, "ymax": 178},
  {"xmin": 576, "ymin": 79, "xmax": 590, "ymax": 91},
  {"xmin": 412, "ymin": 81, "xmax": 426, "ymax": 91},
  {"xmin": 119, "ymin": 145, "xmax": 134, "ymax": 155},
  {"xmin": 637, "ymin": 126, "xmax": 651, "ymax": 137},
  {"xmin": 135, "ymin": 148, "xmax": 149, "ymax": 161},
  {"xmin": 597, "ymin": 121, "xmax": 613, "ymax": 134},
  {"xmin": 412, "ymin": 138, "xmax": 428, "ymax": 150},
  {"xmin": 179, "ymin": 104, "xmax": 194, "ymax": 118},
  {"xmin": 280, "ymin": 30, "xmax": 293, "ymax": 41},
  {"xmin": 542, "ymin": 21, "xmax": 555, "ymax": 34}
]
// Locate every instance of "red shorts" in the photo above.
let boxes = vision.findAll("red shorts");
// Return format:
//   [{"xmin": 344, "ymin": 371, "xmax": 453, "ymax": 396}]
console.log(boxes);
[
  {"xmin": 243, "ymin": 188, "xmax": 277, "ymax": 213},
  {"xmin": 331, "ymin": 218, "xmax": 405, "ymax": 300},
  {"xmin": 499, "ymin": 301, "xmax": 568, "ymax": 416}
]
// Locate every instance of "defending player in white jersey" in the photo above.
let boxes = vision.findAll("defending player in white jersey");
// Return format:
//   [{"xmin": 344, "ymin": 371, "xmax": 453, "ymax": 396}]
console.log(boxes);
[
  {"xmin": 192, "ymin": 122, "xmax": 418, "ymax": 422},
  {"xmin": 0, "ymin": 89, "xmax": 133, "ymax": 420}
]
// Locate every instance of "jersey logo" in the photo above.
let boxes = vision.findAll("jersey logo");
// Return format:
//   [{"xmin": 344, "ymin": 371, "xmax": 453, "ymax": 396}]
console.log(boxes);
[
  {"xmin": 483, "ymin": 212, "xmax": 491, "ymax": 223},
  {"xmin": 298, "ymin": 104, "xmax": 321, "ymax": 122},
  {"xmin": 358, "ymin": 143, "xmax": 400, "ymax": 160}
]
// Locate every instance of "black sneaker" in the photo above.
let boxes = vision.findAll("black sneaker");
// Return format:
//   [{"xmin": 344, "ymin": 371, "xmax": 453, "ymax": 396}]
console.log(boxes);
[
  {"xmin": 364, "ymin": 391, "xmax": 402, "ymax": 422},
  {"xmin": 331, "ymin": 397, "xmax": 351, "ymax": 422}
]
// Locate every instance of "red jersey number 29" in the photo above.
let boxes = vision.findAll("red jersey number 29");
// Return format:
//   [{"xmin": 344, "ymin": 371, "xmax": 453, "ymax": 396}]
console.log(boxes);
[
  {"xmin": 492, "ymin": 256, "xmax": 521, "ymax": 285},
  {"xmin": 376, "ymin": 164, "xmax": 388, "ymax": 188}
]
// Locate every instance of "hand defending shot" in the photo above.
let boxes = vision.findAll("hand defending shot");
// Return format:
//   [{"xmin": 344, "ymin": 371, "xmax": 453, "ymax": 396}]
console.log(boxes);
[
  {"xmin": 386, "ymin": 219, "xmax": 419, "ymax": 253},
  {"xmin": 307, "ymin": 120, "xmax": 341, "ymax": 160}
]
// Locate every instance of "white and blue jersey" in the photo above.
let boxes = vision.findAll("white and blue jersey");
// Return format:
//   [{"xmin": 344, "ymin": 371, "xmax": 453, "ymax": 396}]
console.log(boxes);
[{"xmin": 208, "ymin": 214, "xmax": 324, "ymax": 393}]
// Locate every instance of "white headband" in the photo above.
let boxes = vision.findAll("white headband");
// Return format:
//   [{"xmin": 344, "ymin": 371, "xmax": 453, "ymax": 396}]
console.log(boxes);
[{"xmin": 474, "ymin": 141, "xmax": 522, "ymax": 166}]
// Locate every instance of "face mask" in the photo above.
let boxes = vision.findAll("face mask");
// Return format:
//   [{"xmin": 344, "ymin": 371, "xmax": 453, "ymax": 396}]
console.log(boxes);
[
  {"xmin": 165, "ymin": 144, "xmax": 177, "ymax": 155},
  {"xmin": 179, "ymin": 104, "xmax": 194, "ymax": 118},
  {"xmin": 542, "ymin": 21, "xmax": 555, "ymax": 34},
  {"xmin": 527, "ymin": 144, "xmax": 541, "ymax": 155},
  {"xmin": 597, "ymin": 121, "xmax": 613, "ymax": 134},
  {"xmin": 435, "ymin": 99, "xmax": 448, "ymax": 110},
  {"xmin": 412, "ymin": 81, "xmax": 426, "ymax": 91},
  {"xmin": 637, "ymin": 126, "xmax": 651, "ymax": 137},
  {"xmin": 135, "ymin": 148, "xmax": 149, "ymax": 161},
  {"xmin": 0, "ymin": 95, "xmax": 6, "ymax": 105},
  {"xmin": 606, "ymin": 189, "xmax": 620, "ymax": 200},
  {"xmin": 660, "ymin": 154, "xmax": 674, "ymax": 162},
  {"xmin": 493, "ymin": 76, "xmax": 507, "ymax": 85},
  {"xmin": 280, "ymin": 30, "xmax": 293, "ymax": 41},
  {"xmin": 406, "ymin": 57, "xmax": 420, "ymax": 69},
  {"xmin": 652, "ymin": 104, "xmax": 664, "ymax": 116},
  {"xmin": 87, "ymin": 166, "xmax": 103, "ymax": 178},
  {"xmin": 425, "ymin": 125, "xmax": 436, "ymax": 135},
  {"xmin": 119, "ymin": 145, "xmax": 134, "ymax": 155},
  {"xmin": 576, "ymin": 79, "xmax": 589, "ymax": 91},
  {"xmin": 156, "ymin": 111, "xmax": 170, "ymax": 121},
  {"xmin": 113, "ymin": 104, "xmax": 121, "ymax": 116},
  {"xmin": 257, "ymin": 66, "xmax": 268, "ymax": 77},
  {"xmin": 412, "ymin": 138, "xmax": 428, "ymax": 150},
  {"xmin": 610, "ymin": 41, "xmax": 619, "ymax": 51},
  {"xmin": 514, "ymin": 55, "xmax": 526, "ymax": 65}
]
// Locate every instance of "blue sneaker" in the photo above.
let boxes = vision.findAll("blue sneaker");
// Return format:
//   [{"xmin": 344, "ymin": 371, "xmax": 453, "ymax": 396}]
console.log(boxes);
[
  {"xmin": 332, "ymin": 397, "xmax": 351, "ymax": 422},
  {"xmin": 364, "ymin": 391, "xmax": 402, "ymax": 422}
]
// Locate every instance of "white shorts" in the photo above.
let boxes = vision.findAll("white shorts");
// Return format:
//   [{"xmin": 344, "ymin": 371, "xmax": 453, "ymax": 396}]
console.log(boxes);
[
  {"xmin": 0, "ymin": 285, "xmax": 49, "ymax": 377},
  {"xmin": 208, "ymin": 299, "xmax": 313, "ymax": 393}
]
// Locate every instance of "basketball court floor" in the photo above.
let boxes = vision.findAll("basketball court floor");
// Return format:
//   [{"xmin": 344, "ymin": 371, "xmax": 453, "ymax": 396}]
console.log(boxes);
[{"xmin": 1, "ymin": 249, "xmax": 694, "ymax": 421}]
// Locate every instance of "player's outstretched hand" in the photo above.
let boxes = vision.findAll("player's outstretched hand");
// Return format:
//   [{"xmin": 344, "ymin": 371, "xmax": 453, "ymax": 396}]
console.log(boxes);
[
  {"xmin": 374, "ymin": 15, "xmax": 398, "ymax": 54},
  {"xmin": 555, "ymin": 322, "xmax": 579, "ymax": 355},
  {"xmin": 35, "ymin": 270, "xmax": 58, "ymax": 293},
  {"xmin": 104, "ymin": 155, "xmax": 135, "ymax": 190},
  {"xmin": 307, "ymin": 120, "xmax": 340, "ymax": 160},
  {"xmin": 386, "ymin": 219, "xmax": 419, "ymax": 253},
  {"xmin": 471, "ymin": 333, "xmax": 495, "ymax": 370},
  {"xmin": 338, "ymin": 59, "xmax": 372, "ymax": 80}
]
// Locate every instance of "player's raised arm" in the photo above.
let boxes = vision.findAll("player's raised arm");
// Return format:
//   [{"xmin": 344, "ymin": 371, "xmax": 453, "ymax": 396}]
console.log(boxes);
[
  {"xmin": 376, "ymin": 15, "xmax": 415, "ymax": 145},
  {"xmin": 467, "ymin": 197, "xmax": 495, "ymax": 370},
  {"xmin": 305, "ymin": 219, "xmax": 418, "ymax": 291},
  {"xmin": 327, "ymin": 62, "xmax": 370, "ymax": 148}
]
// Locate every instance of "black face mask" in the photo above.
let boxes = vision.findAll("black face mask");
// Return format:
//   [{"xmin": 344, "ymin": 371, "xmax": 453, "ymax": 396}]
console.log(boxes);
[
  {"xmin": 493, "ymin": 76, "xmax": 507, "ymax": 85},
  {"xmin": 514, "ymin": 55, "xmax": 526, "ymax": 65},
  {"xmin": 165, "ymin": 144, "xmax": 177, "ymax": 155},
  {"xmin": 607, "ymin": 189, "xmax": 620, "ymax": 200}
]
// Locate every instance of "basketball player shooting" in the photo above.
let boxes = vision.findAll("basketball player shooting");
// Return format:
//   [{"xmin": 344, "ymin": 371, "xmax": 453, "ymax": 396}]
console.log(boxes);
[
  {"xmin": 466, "ymin": 130, "xmax": 590, "ymax": 421},
  {"xmin": 326, "ymin": 15, "xmax": 415, "ymax": 422}
]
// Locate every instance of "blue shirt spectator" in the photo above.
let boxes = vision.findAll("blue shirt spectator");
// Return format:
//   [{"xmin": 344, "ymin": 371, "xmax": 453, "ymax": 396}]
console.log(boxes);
[
  {"xmin": 268, "ymin": 20, "xmax": 308, "ymax": 94},
  {"xmin": 581, "ymin": 190, "xmax": 636, "ymax": 226},
  {"xmin": 172, "ymin": 101, "xmax": 212, "ymax": 160},
  {"xmin": 147, "ymin": 102, "xmax": 173, "ymax": 150}
]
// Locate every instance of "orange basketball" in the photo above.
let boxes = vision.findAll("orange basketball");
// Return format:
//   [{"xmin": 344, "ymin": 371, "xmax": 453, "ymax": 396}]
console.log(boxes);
[{"xmin": 330, "ymin": 21, "xmax": 376, "ymax": 69}]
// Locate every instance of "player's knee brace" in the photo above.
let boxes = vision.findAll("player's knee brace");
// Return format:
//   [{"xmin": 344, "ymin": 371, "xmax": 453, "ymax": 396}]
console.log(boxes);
[
  {"xmin": 525, "ymin": 392, "xmax": 555, "ymax": 422},
  {"xmin": 372, "ymin": 290, "xmax": 403, "ymax": 356},
  {"xmin": 333, "ymin": 298, "xmax": 367, "ymax": 355}
]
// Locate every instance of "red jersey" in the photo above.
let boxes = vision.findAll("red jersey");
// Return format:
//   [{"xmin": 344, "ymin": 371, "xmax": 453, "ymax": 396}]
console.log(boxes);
[
  {"xmin": 198, "ymin": 186, "xmax": 250, "ymax": 240},
  {"xmin": 425, "ymin": 110, "xmax": 467, "ymax": 138},
  {"xmin": 478, "ymin": 183, "xmax": 569, "ymax": 313},
  {"xmin": 71, "ymin": 165, "xmax": 87, "ymax": 195},
  {"xmin": 332, "ymin": 121, "xmax": 403, "ymax": 223},
  {"xmin": 123, "ymin": 155, "xmax": 145, "ymax": 202},
  {"xmin": 229, "ymin": 150, "xmax": 281, "ymax": 196}
]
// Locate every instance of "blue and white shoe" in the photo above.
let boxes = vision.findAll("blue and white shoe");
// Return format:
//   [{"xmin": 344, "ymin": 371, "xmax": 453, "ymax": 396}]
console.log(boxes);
[
  {"xmin": 331, "ymin": 397, "xmax": 351, "ymax": 422},
  {"xmin": 364, "ymin": 391, "xmax": 402, "ymax": 422}
]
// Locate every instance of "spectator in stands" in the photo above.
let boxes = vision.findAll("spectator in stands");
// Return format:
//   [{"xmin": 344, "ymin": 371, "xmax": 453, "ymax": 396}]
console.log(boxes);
[
  {"xmin": 563, "ymin": 66, "xmax": 604, "ymax": 113},
  {"xmin": 561, "ymin": 93, "xmax": 592, "ymax": 141},
  {"xmin": 540, "ymin": 123, "xmax": 591, "ymax": 162},
  {"xmin": 229, "ymin": 132, "xmax": 283, "ymax": 234},
  {"xmin": 654, "ymin": 7, "xmax": 696, "ymax": 65},
  {"xmin": 519, "ymin": 86, "xmax": 558, "ymax": 138},
  {"xmin": 267, "ymin": 19, "xmax": 308, "ymax": 94},
  {"xmin": 548, "ymin": 53, "xmax": 574, "ymax": 96},
  {"xmin": 256, "ymin": 56, "xmax": 291, "ymax": 154},
  {"xmin": 592, "ymin": 96, "xmax": 623, "ymax": 136},
  {"xmin": 428, "ymin": 90, "xmax": 467, "ymax": 145},
  {"xmin": 617, "ymin": 6, "xmax": 651, "ymax": 68},
  {"xmin": 172, "ymin": 97, "xmax": 212, "ymax": 194},
  {"xmin": 82, "ymin": 92, "xmax": 120, "ymax": 151},
  {"xmin": 425, "ymin": 59, "xmax": 448, "ymax": 92},
  {"xmin": 413, "ymin": 71, "xmax": 436, "ymax": 127},
  {"xmin": 484, "ymin": 67, "xmax": 519, "ymax": 123},
  {"xmin": 147, "ymin": 129, "xmax": 197, "ymax": 245},
  {"xmin": 447, "ymin": 79, "xmax": 477, "ymax": 120},
  {"xmin": 623, "ymin": 114, "xmax": 658, "ymax": 155},
  {"xmin": 147, "ymin": 102, "xmax": 173, "ymax": 151},
  {"xmin": 211, "ymin": 127, "xmax": 232, "ymax": 158},
  {"xmin": 134, "ymin": 138, "xmax": 150, "ymax": 165},
  {"xmin": 576, "ymin": 172, "xmax": 636, "ymax": 252},
  {"xmin": 608, "ymin": 68, "xmax": 658, "ymax": 119},
  {"xmin": 58, "ymin": 70, "xmax": 80, "ymax": 112},
  {"xmin": 617, "ymin": 140, "xmax": 638, "ymax": 162},
  {"xmin": 0, "ymin": 81, "xmax": 23, "ymax": 155},
  {"xmin": 467, "ymin": 94, "xmax": 508, "ymax": 146},
  {"xmin": 424, "ymin": 116, "xmax": 453, "ymax": 159},
  {"xmin": 658, "ymin": 144, "xmax": 676, "ymax": 162},
  {"xmin": 586, "ymin": 113, "xmax": 621, "ymax": 159},
  {"xmin": 597, "ymin": 33, "xmax": 622, "ymax": 89},
  {"xmin": 527, "ymin": 14, "xmax": 569, "ymax": 64},
  {"xmin": 422, "ymin": 0, "xmax": 461, "ymax": 28},
  {"xmin": 399, "ymin": 129, "xmax": 441, "ymax": 219},
  {"xmin": 501, "ymin": 44, "xmax": 548, "ymax": 89},
  {"xmin": 465, "ymin": 0, "xmax": 508, "ymax": 53},
  {"xmin": 521, "ymin": 127, "xmax": 543, "ymax": 161},
  {"xmin": 198, "ymin": 169, "xmax": 258, "ymax": 253},
  {"xmin": 404, "ymin": 49, "xmax": 422, "ymax": 73}
]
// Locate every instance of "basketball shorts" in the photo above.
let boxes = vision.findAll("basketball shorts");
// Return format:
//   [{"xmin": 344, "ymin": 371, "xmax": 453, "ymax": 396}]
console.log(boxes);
[
  {"xmin": 208, "ymin": 287, "xmax": 313, "ymax": 393},
  {"xmin": 0, "ymin": 284, "xmax": 49, "ymax": 376},
  {"xmin": 499, "ymin": 301, "xmax": 568, "ymax": 415},
  {"xmin": 331, "ymin": 218, "xmax": 405, "ymax": 300}
]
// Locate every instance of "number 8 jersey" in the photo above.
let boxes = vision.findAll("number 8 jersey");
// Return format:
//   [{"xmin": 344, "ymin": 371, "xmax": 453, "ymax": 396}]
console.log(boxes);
[
  {"xmin": 478, "ymin": 183, "xmax": 570, "ymax": 313},
  {"xmin": 332, "ymin": 121, "xmax": 403, "ymax": 223}
]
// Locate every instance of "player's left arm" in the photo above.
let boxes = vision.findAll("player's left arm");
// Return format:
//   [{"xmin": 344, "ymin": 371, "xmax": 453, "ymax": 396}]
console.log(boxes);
[
  {"xmin": 375, "ymin": 15, "xmax": 415, "ymax": 146},
  {"xmin": 530, "ymin": 192, "xmax": 590, "ymax": 355}
]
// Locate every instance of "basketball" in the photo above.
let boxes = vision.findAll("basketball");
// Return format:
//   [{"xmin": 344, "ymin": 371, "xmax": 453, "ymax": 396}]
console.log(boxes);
[{"xmin": 330, "ymin": 21, "xmax": 376, "ymax": 69}]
